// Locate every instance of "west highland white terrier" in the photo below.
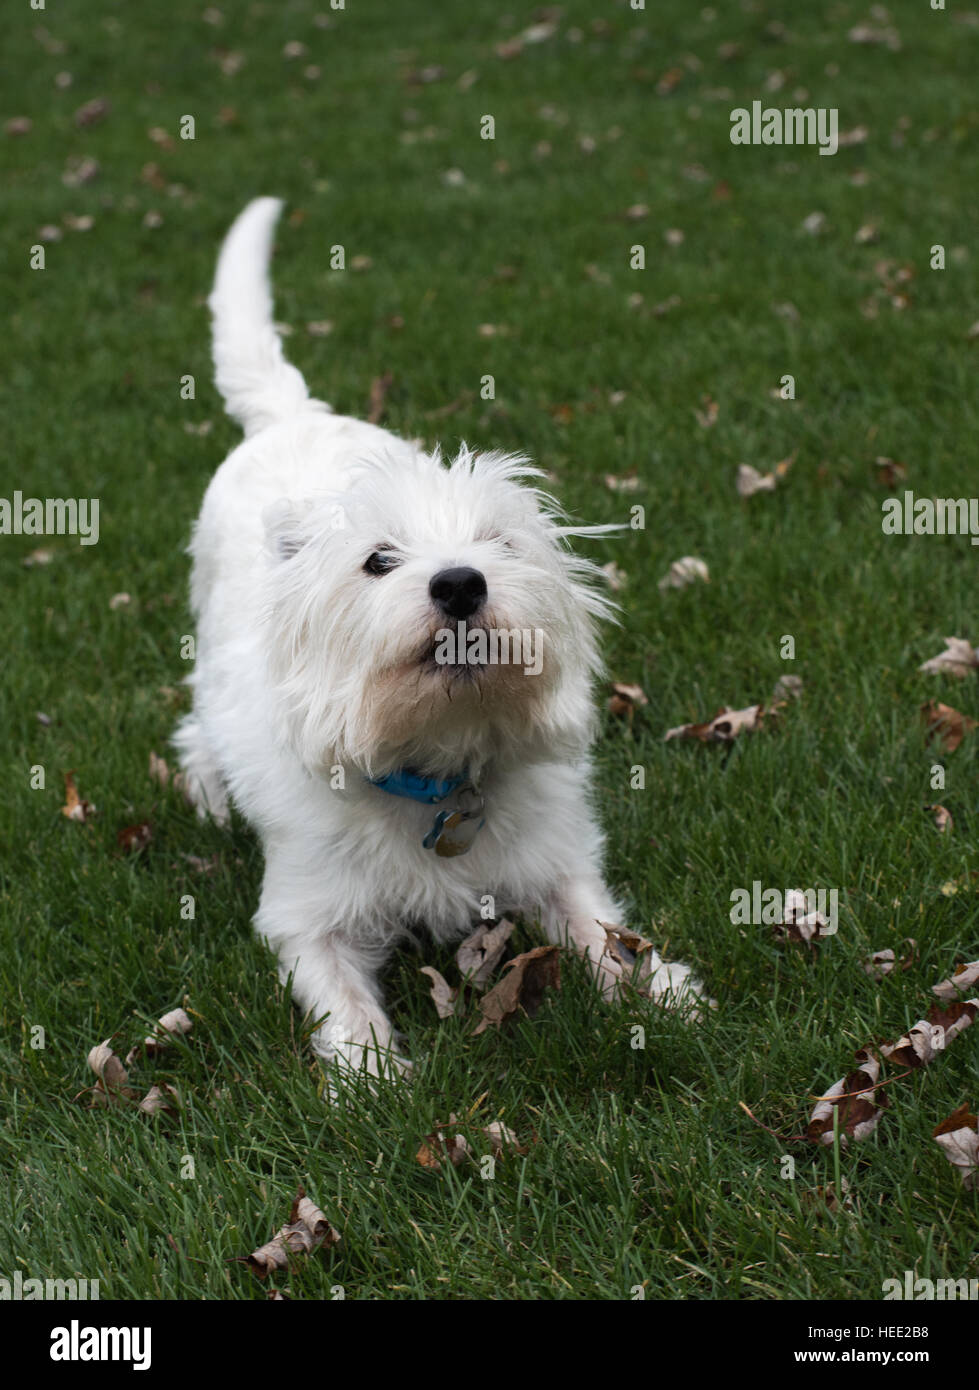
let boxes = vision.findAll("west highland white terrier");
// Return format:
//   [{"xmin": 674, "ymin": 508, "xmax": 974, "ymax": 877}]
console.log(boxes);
[{"xmin": 175, "ymin": 198, "xmax": 705, "ymax": 1080}]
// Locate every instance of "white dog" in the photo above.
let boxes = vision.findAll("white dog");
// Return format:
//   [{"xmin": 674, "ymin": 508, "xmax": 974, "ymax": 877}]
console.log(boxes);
[{"xmin": 175, "ymin": 198, "xmax": 705, "ymax": 1079}]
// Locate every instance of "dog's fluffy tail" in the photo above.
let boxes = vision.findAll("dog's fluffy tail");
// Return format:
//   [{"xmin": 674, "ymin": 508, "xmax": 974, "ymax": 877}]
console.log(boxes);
[{"xmin": 209, "ymin": 197, "xmax": 325, "ymax": 437}]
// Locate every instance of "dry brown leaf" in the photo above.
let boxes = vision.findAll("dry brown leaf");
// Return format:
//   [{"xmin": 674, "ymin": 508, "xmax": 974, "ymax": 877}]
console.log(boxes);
[
  {"xmin": 604, "ymin": 471, "xmax": 641, "ymax": 493},
  {"xmin": 138, "ymin": 1083, "xmax": 180, "ymax": 1116},
  {"xmin": 736, "ymin": 454, "xmax": 795, "ymax": 498},
  {"xmin": 926, "ymin": 803, "xmax": 953, "ymax": 833},
  {"xmin": 125, "ymin": 1007, "xmax": 193, "ymax": 1067},
  {"xmin": 23, "ymin": 547, "xmax": 54, "ymax": 567},
  {"xmin": 419, "ymin": 966, "xmax": 457, "ymax": 1019},
  {"xmin": 74, "ymin": 97, "xmax": 110, "ymax": 127},
  {"xmin": 862, "ymin": 940, "xmax": 916, "ymax": 981},
  {"xmin": 736, "ymin": 463, "xmax": 776, "ymax": 497},
  {"xmin": 483, "ymin": 1121, "xmax": 528, "ymax": 1157},
  {"xmin": 932, "ymin": 960, "xmax": 979, "ymax": 1002},
  {"xmin": 665, "ymin": 703, "xmax": 765, "ymax": 743},
  {"xmin": 600, "ymin": 561, "xmax": 628, "ymax": 592},
  {"xmin": 933, "ymin": 1104, "xmax": 979, "ymax": 1189},
  {"xmin": 473, "ymin": 945, "xmax": 560, "ymax": 1035},
  {"xmin": 247, "ymin": 1188, "xmax": 340, "ymax": 1279},
  {"xmin": 608, "ymin": 681, "xmax": 648, "ymax": 718},
  {"xmin": 367, "ymin": 371, "xmax": 393, "ymax": 425},
  {"xmin": 919, "ymin": 637, "xmax": 979, "ymax": 679},
  {"xmin": 801, "ymin": 1178, "xmax": 853, "ymax": 1213},
  {"xmin": 416, "ymin": 1115, "xmax": 471, "ymax": 1170},
  {"xmin": 61, "ymin": 771, "xmax": 95, "ymax": 822},
  {"xmin": 694, "ymin": 396, "xmax": 718, "ymax": 429},
  {"xmin": 773, "ymin": 889, "xmax": 833, "ymax": 945},
  {"xmin": 807, "ymin": 1048, "xmax": 888, "ymax": 1147},
  {"xmin": 875, "ymin": 457, "xmax": 907, "ymax": 487},
  {"xmin": 880, "ymin": 1000, "xmax": 978, "ymax": 1069},
  {"xmin": 600, "ymin": 923, "xmax": 655, "ymax": 975},
  {"xmin": 772, "ymin": 674, "xmax": 803, "ymax": 701},
  {"xmin": 87, "ymin": 1041, "xmax": 135, "ymax": 1107},
  {"xmin": 149, "ymin": 750, "xmax": 188, "ymax": 794},
  {"xmin": 657, "ymin": 556, "xmax": 709, "ymax": 592},
  {"xmin": 921, "ymin": 700, "xmax": 978, "ymax": 753},
  {"xmin": 456, "ymin": 919, "xmax": 515, "ymax": 989},
  {"xmin": 117, "ymin": 822, "xmax": 152, "ymax": 853}
]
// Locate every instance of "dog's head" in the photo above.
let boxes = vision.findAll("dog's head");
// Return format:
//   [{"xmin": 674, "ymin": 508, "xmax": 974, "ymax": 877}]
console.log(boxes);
[{"xmin": 262, "ymin": 446, "xmax": 614, "ymax": 779}]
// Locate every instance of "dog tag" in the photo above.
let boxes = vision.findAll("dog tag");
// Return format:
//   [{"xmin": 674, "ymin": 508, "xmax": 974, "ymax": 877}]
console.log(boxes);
[{"xmin": 422, "ymin": 783, "xmax": 484, "ymax": 857}]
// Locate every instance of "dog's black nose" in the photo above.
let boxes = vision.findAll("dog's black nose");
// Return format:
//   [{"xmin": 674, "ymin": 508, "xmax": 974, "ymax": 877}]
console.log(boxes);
[{"xmin": 429, "ymin": 566, "xmax": 487, "ymax": 620}]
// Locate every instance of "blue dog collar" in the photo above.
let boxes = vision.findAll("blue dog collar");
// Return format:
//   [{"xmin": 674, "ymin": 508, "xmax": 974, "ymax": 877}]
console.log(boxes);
[
  {"xmin": 368, "ymin": 768, "xmax": 466, "ymax": 805},
  {"xmin": 368, "ymin": 768, "xmax": 485, "ymax": 857}
]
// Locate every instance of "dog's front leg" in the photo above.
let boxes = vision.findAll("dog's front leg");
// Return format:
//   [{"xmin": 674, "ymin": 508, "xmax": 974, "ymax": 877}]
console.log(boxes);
[
  {"xmin": 254, "ymin": 842, "xmax": 408, "ymax": 1081},
  {"xmin": 541, "ymin": 875, "xmax": 709, "ymax": 1014}
]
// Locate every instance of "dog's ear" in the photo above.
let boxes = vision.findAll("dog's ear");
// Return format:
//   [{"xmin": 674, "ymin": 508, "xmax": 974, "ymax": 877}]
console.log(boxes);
[{"xmin": 262, "ymin": 498, "xmax": 306, "ymax": 562}]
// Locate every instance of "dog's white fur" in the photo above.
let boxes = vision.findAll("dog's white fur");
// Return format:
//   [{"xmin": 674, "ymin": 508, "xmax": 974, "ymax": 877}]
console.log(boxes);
[{"xmin": 176, "ymin": 198, "xmax": 705, "ymax": 1079}]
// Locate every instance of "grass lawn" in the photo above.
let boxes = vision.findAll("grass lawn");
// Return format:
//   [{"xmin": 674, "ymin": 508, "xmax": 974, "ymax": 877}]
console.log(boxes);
[{"xmin": 2, "ymin": 0, "xmax": 978, "ymax": 1301}]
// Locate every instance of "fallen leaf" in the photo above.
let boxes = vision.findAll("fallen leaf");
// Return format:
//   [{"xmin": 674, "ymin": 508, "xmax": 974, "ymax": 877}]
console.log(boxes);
[
  {"xmin": 737, "ymin": 453, "xmax": 795, "ymax": 497},
  {"xmin": 604, "ymin": 471, "xmax": 641, "ymax": 493},
  {"xmin": 247, "ymin": 1188, "xmax": 340, "ymax": 1279},
  {"xmin": 880, "ymin": 1000, "xmax": 978, "ymax": 1069},
  {"xmin": 367, "ymin": 371, "xmax": 393, "ymax": 424},
  {"xmin": 125, "ymin": 1007, "xmax": 193, "ymax": 1067},
  {"xmin": 862, "ymin": 940, "xmax": 916, "ymax": 980},
  {"xmin": 773, "ymin": 674, "xmax": 803, "ymax": 701},
  {"xmin": 138, "ymin": 1083, "xmax": 180, "ymax": 1116},
  {"xmin": 74, "ymin": 97, "xmax": 110, "ymax": 127},
  {"xmin": 848, "ymin": 22, "xmax": 901, "ymax": 51},
  {"xmin": 921, "ymin": 700, "xmax": 977, "ymax": 753},
  {"xmin": 473, "ymin": 945, "xmax": 560, "ymax": 1035},
  {"xmin": 933, "ymin": 1104, "xmax": 979, "ymax": 1188},
  {"xmin": 919, "ymin": 637, "xmax": 979, "ymax": 679},
  {"xmin": 926, "ymin": 804, "xmax": 953, "ymax": 833},
  {"xmin": 875, "ymin": 457, "xmax": 907, "ymax": 487},
  {"xmin": 773, "ymin": 889, "xmax": 833, "ymax": 944},
  {"xmin": 483, "ymin": 1121, "xmax": 528, "ymax": 1157},
  {"xmin": 737, "ymin": 463, "xmax": 776, "ymax": 496},
  {"xmin": 117, "ymin": 822, "xmax": 152, "ymax": 854},
  {"xmin": 600, "ymin": 561, "xmax": 628, "ymax": 591},
  {"xmin": 807, "ymin": 1048, "xmax": 888, "ymax": 1147},
  {"xmin": 23, "ymin": 547, "xmax": 54, "ymax": 567},
  {"xmin": 87, "ymin": 1041, "xmax": 135, "ymax": 1107},
  {"xmin": 932, "ymin": 961, "xmax": 979, "ymax": 1002},
  {"xmin": 665, "ymin": 703, "xmax": 765, "ymax": 743},
  {"xmin": 657, "ymin": 556, "xmax": 709, "ymax": 592},
  {"xmin": 456, "ymin": 919, "xmax": 515, "ymax": 989},
  {"xmin": 419, "ymin": 966, "xmax": 457, "ymax": 1019},
  {"xmin": 801, "ymin": 1178, "xmax": 853, "ymax": 1213},
  {"xmin": 608, "ymin": 681, "xmax": 648, "ymax": 718},
  {"xmin": 62, "ymin": 771, "xmax": 96, "ymax": 822},
  {"xmin": 416, "ymin": 1115, "xmax": 471, "ymax": 1170}
]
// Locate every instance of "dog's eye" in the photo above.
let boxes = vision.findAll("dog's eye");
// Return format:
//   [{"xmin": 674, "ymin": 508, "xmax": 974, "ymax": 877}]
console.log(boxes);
[{"xmin": 363, "ymin": 550, "xmax": 401, "ymax": 577}]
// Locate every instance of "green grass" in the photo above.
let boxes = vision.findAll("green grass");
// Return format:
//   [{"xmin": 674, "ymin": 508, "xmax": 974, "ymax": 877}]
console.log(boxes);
[{"xmin": 2, "ymin": 0, "xmax": 978, "ymax": 1301}]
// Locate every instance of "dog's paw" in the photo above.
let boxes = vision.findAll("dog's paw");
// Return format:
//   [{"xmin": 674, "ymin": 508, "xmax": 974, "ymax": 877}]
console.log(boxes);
[
  {"xmin": 318, "ymin": 1034, "xmax": 413, "ymax": 1097},
  {"xmin": 643, "ymin": 959, "xmax": 716, "ymax": 1021}
]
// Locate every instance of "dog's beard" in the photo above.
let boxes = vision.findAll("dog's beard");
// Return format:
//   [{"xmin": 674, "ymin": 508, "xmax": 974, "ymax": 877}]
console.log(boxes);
[
  {"xmin": 348, "ymin": 612, "xmax": 557, "ymax": 776},
  {"xmin": 269, "ymin": 589, "xmax": 591, "ymax": 781}
]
